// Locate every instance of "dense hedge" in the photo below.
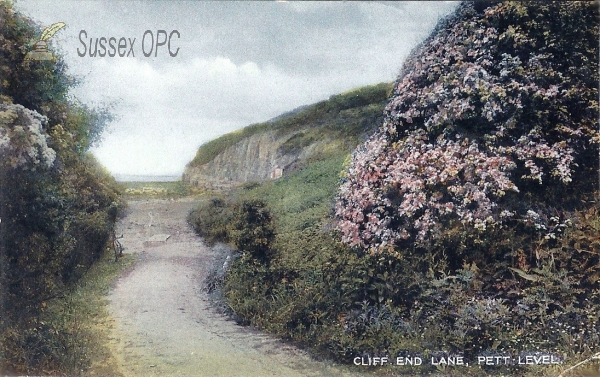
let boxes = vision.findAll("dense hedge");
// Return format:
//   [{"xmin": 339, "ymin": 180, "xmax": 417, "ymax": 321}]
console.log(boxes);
[
  {"xmin": 337, "ymin": 1, "xmax": 598, "ymax": 253},
  {"xmin": 0, "ymin": 3, "xmax": 123, "ymax": 374}
]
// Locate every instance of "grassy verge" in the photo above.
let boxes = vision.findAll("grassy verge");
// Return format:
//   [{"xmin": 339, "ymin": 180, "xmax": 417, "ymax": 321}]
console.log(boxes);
[
  {"xmin": 39, "ymin": 250, "xmax": 136, "ymax": 376},
  {"xmin": 120, "ymin": 180, "xmax": 205, "ymax": 199}
]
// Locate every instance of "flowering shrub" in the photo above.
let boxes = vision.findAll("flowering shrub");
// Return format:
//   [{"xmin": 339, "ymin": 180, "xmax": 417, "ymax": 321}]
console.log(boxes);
[
  {"xmin": 0, "ymin": 103, "xmax": 56, "ymax": 169},
  {"xmin": 183, "ymin": 2, "xmax": 600, "ymax": 366},
  {"xmin": 0, "ymin": 4, "xmax": 124, "ymax": 374},
  {"xmin": 336, "ymin": 1, "xmax": 599, "ymax": 253}
]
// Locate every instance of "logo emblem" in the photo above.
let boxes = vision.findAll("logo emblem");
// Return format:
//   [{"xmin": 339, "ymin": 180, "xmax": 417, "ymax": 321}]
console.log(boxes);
[{"xmin": 24, "ymin": 22, "xmax": 66, "ymax": 61}]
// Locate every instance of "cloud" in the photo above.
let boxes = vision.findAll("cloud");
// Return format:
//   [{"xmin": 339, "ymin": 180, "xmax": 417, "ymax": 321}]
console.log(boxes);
[
  {"xmin": 15, "ymin": 1, "xmax": 459, "ymax": 176},
  {"xmin": 85, "ymin": 57, "xmax": 331, "ymax": 175},
  {"xmin": 86, "ymin": 57, "xmax": 347, "ymax": 175}
]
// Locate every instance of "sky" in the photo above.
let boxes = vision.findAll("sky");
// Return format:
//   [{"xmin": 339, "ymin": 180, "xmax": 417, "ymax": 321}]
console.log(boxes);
[{"xmin": 14, "ymin": 1, "xmax": 458, "ymax": 178}]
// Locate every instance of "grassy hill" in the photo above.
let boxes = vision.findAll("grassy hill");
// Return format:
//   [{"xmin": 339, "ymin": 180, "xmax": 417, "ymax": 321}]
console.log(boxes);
[{"xmin": 188, "ymin": 82, "xmax": 392, "ymax": 168}]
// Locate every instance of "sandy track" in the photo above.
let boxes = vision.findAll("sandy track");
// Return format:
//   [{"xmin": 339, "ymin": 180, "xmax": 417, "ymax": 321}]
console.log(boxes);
[{"xmin": 105, "ymin": 198, "xmax": 374, "ymax": 377}]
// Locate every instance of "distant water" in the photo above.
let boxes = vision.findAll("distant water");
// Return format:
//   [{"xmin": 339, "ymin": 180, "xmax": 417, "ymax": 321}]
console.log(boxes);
[{"xmin": 114, "ymin": 174, "xmax": 181, "ymax": 182}]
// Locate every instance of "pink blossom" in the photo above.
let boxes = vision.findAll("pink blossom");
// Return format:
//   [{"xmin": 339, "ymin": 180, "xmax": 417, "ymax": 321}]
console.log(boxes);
[{"xmin": 334, "ymin": 2, "xmax": 598, "ymax": 254}]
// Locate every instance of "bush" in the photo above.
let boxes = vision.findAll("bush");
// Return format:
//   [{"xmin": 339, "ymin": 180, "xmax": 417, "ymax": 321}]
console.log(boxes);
[
  {"xmin": 232, "ymin": 199, "xmax": 275, "ymax": 262},
  {"xmin": 0, "ymin": 3, "xmax": 124, "ymax": 374},
  {"xmin": 335, "ymin": 1, "xmax": 599, "ymax": 253},
  {"xmin": 189, "ymin": 197, "xmax": 275, "ymax": 261},
  {"xmin": 187, "ymin": 197, "xmax": 234, "ymax": 245}
]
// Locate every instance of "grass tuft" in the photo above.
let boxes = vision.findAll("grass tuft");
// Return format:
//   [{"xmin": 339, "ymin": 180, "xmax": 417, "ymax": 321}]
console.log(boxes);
[{"xmin": 38, "ymin": 251, "xmax": 136, "ymax": 376}]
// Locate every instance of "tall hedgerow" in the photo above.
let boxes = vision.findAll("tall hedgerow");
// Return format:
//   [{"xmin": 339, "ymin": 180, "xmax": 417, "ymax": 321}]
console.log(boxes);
[{"xmin": 0, "ymin": 2, "xmax": 123, "ymax": 374}]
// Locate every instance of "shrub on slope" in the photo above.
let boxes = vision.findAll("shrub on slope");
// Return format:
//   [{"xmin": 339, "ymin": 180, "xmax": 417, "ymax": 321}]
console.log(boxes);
[
  {"xmin": 336, "ymin": 1, "xmax": 598, "ymax": 253},
  {"xmin": 333, "ymin": 0, "xmax": 600, "ymax": 366}
]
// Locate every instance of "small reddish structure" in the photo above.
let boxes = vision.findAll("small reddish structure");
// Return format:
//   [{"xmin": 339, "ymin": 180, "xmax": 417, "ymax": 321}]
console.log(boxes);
[{"xmin": 270, "ymin": 165, "xmax": 283, "ymax": 179}]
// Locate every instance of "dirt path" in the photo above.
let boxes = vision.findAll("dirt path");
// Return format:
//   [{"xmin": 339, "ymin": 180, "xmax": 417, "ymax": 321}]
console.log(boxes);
[{"xmin": 105, "ymin": 198, "xmax": 375, "ymax": 377}]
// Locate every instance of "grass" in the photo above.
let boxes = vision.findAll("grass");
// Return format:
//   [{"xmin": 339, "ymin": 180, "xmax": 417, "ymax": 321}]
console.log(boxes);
[
  {"xmin": 188, "ymin": 82, "xmax": 392, "ymax": 167},
  {"xmin": 40, "ymin": 250, "xmax": 136, "ymax": 376},
  {"xmin": 238, "ymin": 150, "xmax": 346, "ymax": 238},
  {"xmin": 120, "ymin": 180, "xmax": 205, "ymax": 199}
]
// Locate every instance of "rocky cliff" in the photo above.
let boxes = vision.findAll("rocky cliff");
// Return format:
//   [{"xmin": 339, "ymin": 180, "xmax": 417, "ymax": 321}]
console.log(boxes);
[
  {"xmin": 183, "ymin": 82, "xmax": 392, "ymax": 190},
  {"xmin": 183, "ymin": 129, "xmax": 327, "ymax": 190}
]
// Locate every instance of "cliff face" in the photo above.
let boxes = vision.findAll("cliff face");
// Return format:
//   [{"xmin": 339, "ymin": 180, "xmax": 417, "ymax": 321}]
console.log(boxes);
[
  {"xmin": 182, "ymin": 129, "xmax": 325, "ymax": 190},
  {"xmin": 183, "ymin": 82, "xmax": 392, "ymax": 190}
]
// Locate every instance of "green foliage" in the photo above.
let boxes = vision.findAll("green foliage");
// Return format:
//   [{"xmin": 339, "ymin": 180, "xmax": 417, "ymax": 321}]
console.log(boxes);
[
  {"xmin": 64, "ymin": 100, "xmax": 116, "ymax": 151},
  {"xmin": 187, "ymin": 197, "xmax": 235, "ymax": 245},
  {"xmin": 0, "ymin": 251, "xmax": 134, "ymax": 376},
  {"xmin": 189, "ymin": 197, "xmax": 275, "ymax": 262},
  {"xmin": 0, "ymin": 150, "xmax": 124, "ymax": 374},
  {"xmin": 190, "ymin": 151, "xmax": 367, "ymax": 350},
  {"xmin": 0, "ymin": 3, "xmax": 70, "ymax": 121},
  {"xmin": 277, "ymin": 131, "xmax": 316, "ymax": 155},
  {"xmin": 0, "ymin": 2, "xmax": 124, "ymax": 374},
  {"xmin": 188, "ymin": 82, "xmax": 392, "ymax": 167},
  {"xmin": 0, "ymin": 2, "xmax": 113, "ymax": 152},
  {"xmin": 232, "ymin": 199, "xmax": 275, "ymax": 262},
  {"xmin": 122, "ymin": 180, "xmax": 201, "ymax": 199},
  {"xmin": 222, "ymin": 253, "xmax": 273, "ymax": 326}
]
